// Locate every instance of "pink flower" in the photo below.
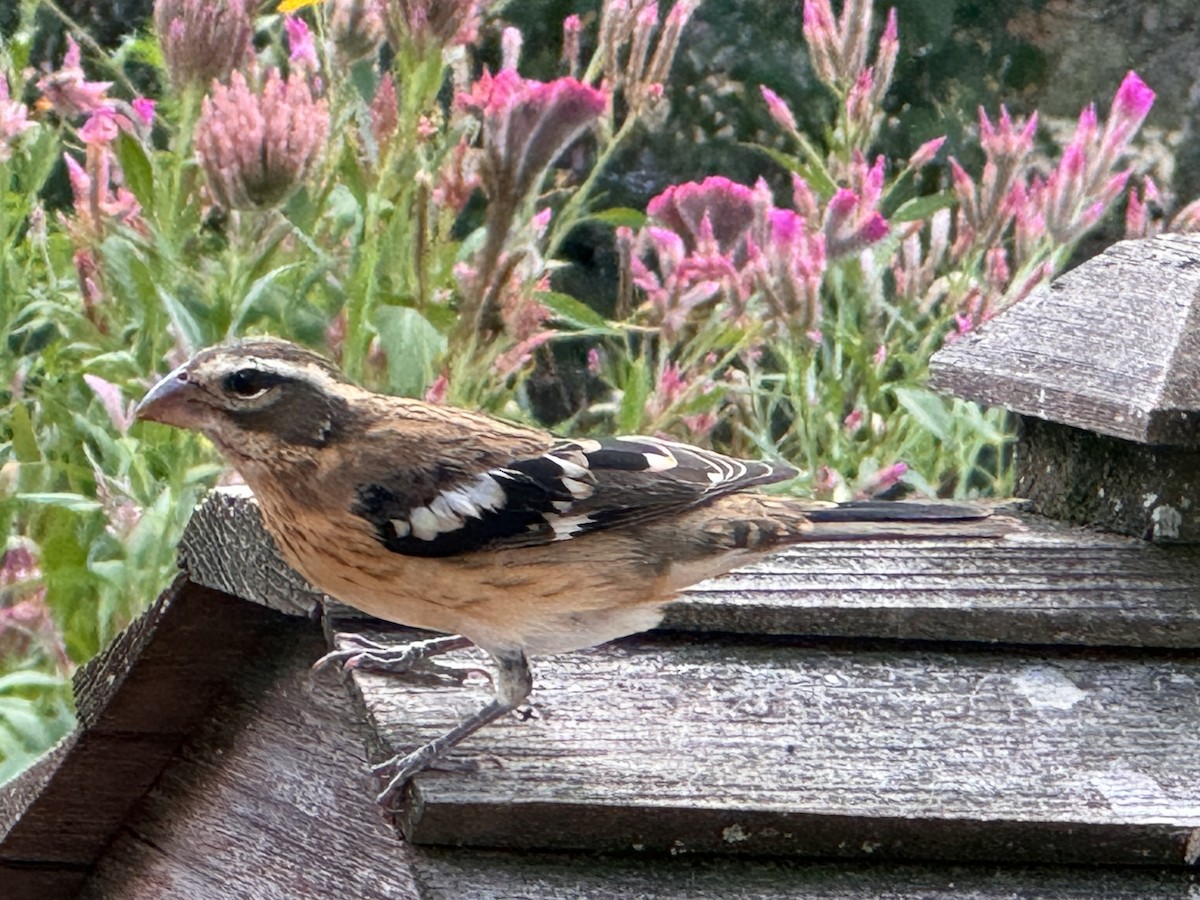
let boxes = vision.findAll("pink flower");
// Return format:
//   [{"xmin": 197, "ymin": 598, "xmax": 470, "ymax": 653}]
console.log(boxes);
[
  {"xmin": 647, "ymin": 175, "xmax": 761, "ymax": 257},
  {"xmin": 424, "ymin": 373, "xmax": 450, "ymax": 404},
  {"xmin": 84, "ymin": 374, "xmax": 136, "ymax": 433},
  {"xmin": 823, "ymin": 157, "xmax": 889, "ymax": 257},
  {"xmin": 78, "ymin": 106, "xmax": 122, "ymax": 145},
  {"xmin": 36, "ymin": 37, "xmax": 112, "ymax": 117},
  {"xmin": 458, "ymin": 70, "xmax": 607, "ymax": 209},
  {"xmin": 154, "ymin": 0, "xmax": 252, "ymax": 91},
  {"xmin": 907, "ymin": 135, "xmax": 945, "ymax": 170},
  {"xmin": 330, "ymin": 0, "xmax": 386, "ymax": 62},
  {"xmin": 0, "ymin": 75, "xmax": 35, "ymax": 161},
  {"xmin": 285, "ymin": 16, "xmax": 319, "ymax": 74},
  {"xmin": 388, "ymin": 0, "xmax": 484, "ymax": 52},
  {"xmin": 978, "ymin": 106, "xmax": 1037, "ymax": 161},
  {"xmin": 1107, "ymin": 71, "xmax": 1155, "ymax": 147},
  {"xmin": 62, "ymin": 149, "xmax": 142, "ymax": 239},
  {"xmin": 562, "ymin": 14, "xmax": 583, "ymax": 76},
  {"xmin": 760, "ymin": 86, "xmax": 797, "ymax": 133},
  {"xmin": 195, "ymin": 69, "xmax": 330, "ymax": 210},
  {"xmin": 858, "ymin": 461, "xmax": 908, "ymax": 498},
  {"xmin": 131, "ymin": 97, "xmax": 156, "ymax": 126}
]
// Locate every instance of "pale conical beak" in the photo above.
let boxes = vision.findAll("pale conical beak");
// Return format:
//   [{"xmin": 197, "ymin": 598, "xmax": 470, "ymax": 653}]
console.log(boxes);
[{"xmin": 135, "ymin": 364, "xmax": 205, "ymax": 429}]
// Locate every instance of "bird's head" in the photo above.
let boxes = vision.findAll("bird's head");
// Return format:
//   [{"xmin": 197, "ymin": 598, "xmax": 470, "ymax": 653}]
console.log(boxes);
[{"xmin": 135, "ymin": 338, "xmax": 354, "ymax": 467}]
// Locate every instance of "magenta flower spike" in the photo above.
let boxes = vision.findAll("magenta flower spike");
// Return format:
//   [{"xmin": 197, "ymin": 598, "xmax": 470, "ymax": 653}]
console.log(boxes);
[
  {"xmin": 0, "ymin": 75, "xmax": 36, "ymax": 161},
  {"xmin": 194, "ymin": 69, "xmax": 330, "ymax": 210},
  {"xmin": 285, "ymin": 16, "xmax": 319, "ymax": 74},
  {"xmin": 154, "ymin": 0, "xmax": 252, "ymax": 92},
  {"xmin": 36, "ymin": 37, "xmax": 112, "ymax": 118}
]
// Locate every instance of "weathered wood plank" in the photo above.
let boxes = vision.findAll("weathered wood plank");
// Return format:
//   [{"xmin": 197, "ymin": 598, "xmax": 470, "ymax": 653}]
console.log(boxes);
[
  {"xmin": 666, "ymin": 524, "xmax": 1200, "ymax": 646},
  {"xmin": 344, "ymin": 630, "xmax": 1200, "ymax": 865},
  {"xmin": 75, "ymin": 604, "xmax": 1198, "ymax": 899},
  {"xmin": 0, "ymin": 577, "xmax": 288, "ymax": 895},
  {"xmin": 929, "ymin": 232, "xmax": 1200, "ymax": 446},
  {"xmin": 80, "ymin": 623, "xmax": 421, "ymax": 900},
  {"xmin": 177, "ymin": 484, "xmax": 323, "ymax": 618},
  {"xmin": 412, "ymin": 851, "xmax": 1198, "ymax": 899},
  {"xmin": 190, "ymin": 488, "xmax": 1200, "ymax": 648}
]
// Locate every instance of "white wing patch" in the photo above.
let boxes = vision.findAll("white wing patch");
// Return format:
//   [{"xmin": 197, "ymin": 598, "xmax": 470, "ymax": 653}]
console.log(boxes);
[{"xmin": 390, "ymin": 472, "xmax": 511, "ymax": 542}]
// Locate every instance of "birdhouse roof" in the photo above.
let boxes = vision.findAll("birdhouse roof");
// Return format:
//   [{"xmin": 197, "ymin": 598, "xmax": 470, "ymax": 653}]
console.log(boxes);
[{"xmin": 930, "ymin": 233, "xmax": 1200, "ymax": 446}]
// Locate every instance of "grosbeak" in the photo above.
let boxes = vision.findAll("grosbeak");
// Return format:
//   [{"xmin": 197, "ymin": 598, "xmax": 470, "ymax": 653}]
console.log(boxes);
[{"xmin": 136, "ymin": 337, "xmax": 1011, "ymax": 803}]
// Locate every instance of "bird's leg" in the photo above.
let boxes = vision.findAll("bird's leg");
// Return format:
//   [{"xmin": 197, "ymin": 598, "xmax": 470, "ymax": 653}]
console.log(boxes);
[
  {"xmin": 373, "ymin": 649, "xmax": 532, "ymax": 806},
  {"xmin": 312, "ymin": 632, "xmax": 473, "ymax": 675}
]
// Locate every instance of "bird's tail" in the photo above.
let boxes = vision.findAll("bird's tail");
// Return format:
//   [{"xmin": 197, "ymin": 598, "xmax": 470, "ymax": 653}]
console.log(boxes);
[{"xmin": 801, "ymin": 499, "xmax": 1020, "ymax": 541}]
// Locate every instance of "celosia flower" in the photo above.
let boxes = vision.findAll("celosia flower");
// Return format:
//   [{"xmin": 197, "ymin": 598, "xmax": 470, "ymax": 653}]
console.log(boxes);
[
  {"xmin": 562, "ymin": 14, "xmax": 583, "ymax": 77},
  {"xmin": 330, "ymin": 0, "xmax": 386, "ymax": 63},
  {"xmin": 285, "ymin": 16, "xmax": 319, "ymax": 74},
  {"xmin": 0, "ymin": 539, "xmax": 68, "ymax": 670},
  {"xmin": 0, "ymin": 75, "xmax": 36, "ymax": 162},
  {"xmin": 63, "ymin": 150, "xmax": 142, "ymax": 238},
  {"xmin": 647, "ymin": 175, "xmax": 764, "ymax": 257},
  {"xmin": 458, "ymin": 69, "xmax": 607, "ymax": 210},
  {"xmin": 752, "ymin": 208, "xmax": 825, "ymax": 333},
  {"xmin": 36, "ymin": 37, "xmax": 112, "ymax": 118},
  {"xmin": 823, "ymin": 155, "xmax": 888, "ymax": 257},
  {"xmin": 154, "ymin": 0, "xmax": 252, "ymax": 91},
  {"xmin": 1039, "ymin": 71, "xmax": 1155, "ymax": 244},
  {"xmin": 386, "ymin": 0, "xmax": 484, "ymax": 53},
  {"xmin": 195, "ymin": 69, "xmax": 330, "ymax": 210},
  {"xmin": 131, "ymin": 97, "xmax": 156, "ymax": 126},
  {"xmin": 907, "ymin": 135, "xmax": 945, "ymax": 170},
  {"xmin": 760, "ymin": 86, "xmax": 798, "ymax": 134}
]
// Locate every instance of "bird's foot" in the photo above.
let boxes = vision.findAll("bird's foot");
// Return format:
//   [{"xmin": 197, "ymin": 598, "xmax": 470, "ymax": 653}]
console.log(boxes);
[
  {"xmin": 372, "ymin": 747, "xmax": 480, "ymax": 805},
  {"xmin": 312, "ymin": 633, "xmax": 471, "ymax": 676}
]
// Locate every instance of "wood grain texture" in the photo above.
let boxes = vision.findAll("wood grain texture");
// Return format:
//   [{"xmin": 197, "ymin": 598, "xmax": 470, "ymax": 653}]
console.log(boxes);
[
  {"xmin": 929, "ymin": 233, "xmax": 1200, "ymax": 446},
  {"xmin": 667, "ymin": 515, "xmax": 1200, "ymax": 646},
  {"xmin": 178, "ymin": 484, "xmax": 324, "ymax": 618},
  {"xmin": 192, "ymin": 487, "xmax": 1200, "ymax": 648},
  {"xmin": 76, "ymin": 617, "xmax": 1196, "ymax": 899},
  {"xmin": 411, "ymin": 851, "xmax": 1199, "ymax": 899},
  {"xmin": 342, "ymin": 629, "xmax": 1200, "ymax": 865},
  {"xmin": 80, "ymin": 622, "xmax": 422, "ymax": 900},
  {"xmin": 0, "ymin": 577, "xmax": 285, "ymax": 896}
]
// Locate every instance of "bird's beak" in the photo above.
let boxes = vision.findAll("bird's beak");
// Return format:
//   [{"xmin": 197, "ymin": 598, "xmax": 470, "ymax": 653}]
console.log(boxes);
[{"xmin": 135, "ymin": 363, "xmax": 205, "ymax": 429}]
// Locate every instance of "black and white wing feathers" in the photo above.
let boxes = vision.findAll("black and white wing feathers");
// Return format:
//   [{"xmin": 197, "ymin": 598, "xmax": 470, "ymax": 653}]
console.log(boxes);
[{"xmin": 352, "ymin": 436, "xmax": 796, "ymax": 558}]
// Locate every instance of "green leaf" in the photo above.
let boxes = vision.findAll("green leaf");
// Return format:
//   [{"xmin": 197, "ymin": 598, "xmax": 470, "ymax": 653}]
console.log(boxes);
[
  {"xmin": 231, "ymin": 263, "xmax": 301, "ymax": 333},
  {"xmin": 584, "ymin": 207, "xmax": 647, "ymax": 229},
  {"xmin": 16, "ymin": 493, "xmax": 103, "ymax": 513},
  {"xmin": 538, "ymin": 291, "xmax": 612, "ymax": 331},
  {"xmin": 617, "ymin": 363, "xmax": 652, "ymax": 433},
  {"xmin": 0, "ymin": 671, "xmax": 66, "ymax": 693},
  {"xmin": 889, "ymin": 192, "xmax": 957, "ymax": 224},
  {"xmin": 157, "ymin": 286, "xmax": 206, "ymax": 353},
  {"xmin": 9, "ymin": 404, "xmax": 40, "ymax": 463},
  {"xmin": 114, "ymin": 132, "xmax": 154, "ymax": 212},
  {"xmin": 373, "ymin": 306, "xmax": 446, "ymax": 397},
  {"xmin": 891, "ymin": 385, "xmax": 953, "ymax": 442},
  {"xmin": 745, "ymin": 144, "xmax": 838, "ymax": 197}
]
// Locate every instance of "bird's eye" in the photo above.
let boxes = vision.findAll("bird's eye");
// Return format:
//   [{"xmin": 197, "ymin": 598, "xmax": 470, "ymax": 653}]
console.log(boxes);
[{"xmin": 224, "ymin": 368, "xmax": 271, "ymax": 400}]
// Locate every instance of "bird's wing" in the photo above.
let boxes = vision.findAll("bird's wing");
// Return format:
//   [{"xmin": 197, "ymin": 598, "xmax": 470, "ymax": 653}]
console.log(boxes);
[{"xmin": 351, "ymin": 436, "xmax": 797, "ymax": 558}]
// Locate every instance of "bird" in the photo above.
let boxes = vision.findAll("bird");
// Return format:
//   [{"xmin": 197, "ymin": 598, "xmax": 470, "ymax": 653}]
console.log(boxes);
[{"xmin": 135, "ymin": 336, "xmax": 1015, "ymax": 804}]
